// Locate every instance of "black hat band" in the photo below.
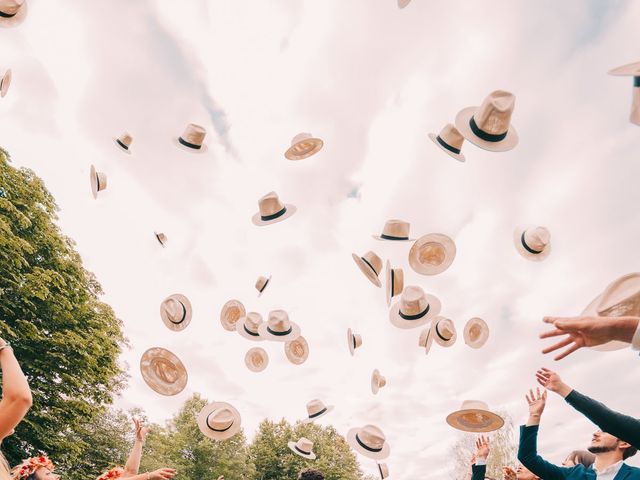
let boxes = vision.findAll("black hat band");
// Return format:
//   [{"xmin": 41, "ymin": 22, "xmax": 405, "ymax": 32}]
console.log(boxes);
[
  {"xmin": 206, "ymin": 413, "xmax": 233, "ymax": 432},
  {"xmin": 243, "ymin": 325, "xmax": 259, "ymax": 337},
  {"xmin": 0, "ymin": 10, "xmax": 17, "ymax": 18},
  {"xmin": 469, "ymin": 116, "xmax": 508, "ymax": 143},
  {"xmin": 308, "ymin": 407, "xmax": 327, "ymax": 419},
  {"xmin": 168, "ymin": 301, "xmax": 187, "ymax": 324},
  {"xmin": 295, "ymin": 446, "xmax": 311, "ymax": 455},
  {"xmin": 267, "ymin": 325, "xmax": 292, "ymax": 336},
  {"xmin": 360, "ymin": 257, "xmax": 379, "ymax": 275},
  {"xmin": 436, "ymin": 135, "xmax": 461, "ymax": 154},
  {"xmin": 399, "ymin": 303, "xmax": 430, "ymax": 321},
  {"xmin": 634, "ymin": 76, "xmax": 640, "ymax": 87},
  {"xmin": 261, "ymin": 206, "xmax": 286, "ymax": 221},
  {"xmin": 380, "ymin": 234, "xmax": 408, "ymax": 240},
  {"xmin": 116, "ymin": 139, "xmax": 129, "ymax": 150},
  {"xmin": 435, "ymin": 322, "xmax": 451, "ymax": 341},
  {"xmin": 356, "ymin": 433, "xmax": 383, "ymax": 453},
  {"xmin": 178, "ymin": 137, "xmax": 202, "ymax": 150},
  {"xmin": 258, "ymin": 278, "xmax": 270, "ymax": 293},
  {"xmin": 520, "ymin": 232, "xmax": 543, "ymax": 255}
]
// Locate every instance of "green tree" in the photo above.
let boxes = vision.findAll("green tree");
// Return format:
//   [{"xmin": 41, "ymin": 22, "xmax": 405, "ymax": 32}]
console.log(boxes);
[{"xmin": 0, "ymin": 148, "xmax": 128, "ymax": 471}]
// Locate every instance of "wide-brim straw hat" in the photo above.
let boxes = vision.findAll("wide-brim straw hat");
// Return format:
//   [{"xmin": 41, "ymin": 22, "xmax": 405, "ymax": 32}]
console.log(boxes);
[
  {"xmin": 235, "ymin": 312, "xmax": 264, "ymax": 341},
  {"xmin": 346, "ymin": 424, "xmax": 390, "ymax": 460},
  {"xmin": 372, "ymin": 219, "xmax": 414, "ymax": 242},
  {"xmin": 455, "ymin": 90, "xmax": 519, "ymax": 152},
  {"xmin": 251, "ymin": 192, "xmax": 297, "ymax": 226},
  {"xmin": 513, "ymin": 226, "xmax": 552, "ymax": 261},
  {"xmin": 140, "ymin": 347, "xmax": 188, "ymax": 396},
  {"xmin": 428, "ymin": 123, "xmax": 466, "ymax": 162},
  {"xmin": 288, "ymin": 438, "xmax": 317, "ymax": 459},
  {"xmin": 284, "ymin": 132, "xmax": 324, "ymax": 160},
  {"xmin": 257, "ymin": 310, "xmax": 301, "ymax": 342},
  {"xmin": 173, "ymin": 123, "xmax": 208, "ymax": 153},
  {"xmin": 371, "ymin": 369, "xmax": 386, "ymax": 394},
  {"xmin": 196, "ymin": 401, "xmax": 241, "ymax": 440},
  {"xmin": 1, "ymin": 69, "xmax": 12, "ymax": 98},
  {"xmin": 347, "ymin": 328, "xmax": 362, "ymax": 356},
  {"xmin": 446, "ymin": 400, "xmax": 504, "ymax": 432},
  {"xmin": 385, "ymin": 260, "xmax": 404, "ymax": 306},
  {"xmin": 608, "ymin": 61, "xmax": 640, "ymax": 76},
  {"xmin": 284, "ymin": 335, "xmax": 309, "ymax": 364},
  {"xmin": 160, "ymin": 293, "xmax": 192, "ymax": 332},
  {"xmin": 389, "ymin": 286, "xmax": 441, "ymax": 330},
  {"xmin": 302, "ymin": 399, "xmax": 334, "ymax": 423},
  {"xmin": 352, "ymin": 252, "xmax": 383, "ymax": 287},
  {"xmin": 418, "ymin": 323, "xmax": 435, "ymax": 355},
  {"xmin": 89, "ymin": 165, "xmax": 106, "ymax": 199},
  {"xmin": 377, "ymin": 463, "xmax": 389, "ymax": 479},
  {"xmin": 256, "ymin": 275, "xmax": 271, "ymax": 296},
  {"xmin": 409, "ymin": 233, "xmax": 456, "ymax": 275},
  {"xmin": 220, "ymin": 299, "xmax": 245, "ymax": 332},
  {"xmin": 245, "ymin": 347, "xmax": 269, "ymax": 372},
  {"xmin": 0, "ymin": 0, "xmax": 27, "ymax": 27},
  {"xmin": 432, "ymin": 316, "xmax": 457, "ymax": 347},
  {"xmin": 463, "ymin": 317, "xmax": 489, "ymax": 349}
]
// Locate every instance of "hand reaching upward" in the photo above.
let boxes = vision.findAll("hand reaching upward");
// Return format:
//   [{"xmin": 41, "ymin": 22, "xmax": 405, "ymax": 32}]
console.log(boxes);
[
  {"xmin": 475, "ymin": 435, "xmax": 491, "ymax": 460},
  {"xmin": 535, "ymin": 368, "xmax": 573, "ymax": 398},
  {"xmin": 525, "ymin": 388, "xmax": 547, "ymax": 425}
]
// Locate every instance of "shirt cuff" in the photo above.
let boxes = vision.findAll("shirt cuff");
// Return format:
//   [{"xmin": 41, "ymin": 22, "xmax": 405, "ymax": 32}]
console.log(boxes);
[
  {"xmin": 476, "ymin": 458, "xmax": 487, "ymax": 466},
  {"xmin": 632, "ymin": 320, "xmax": 640, "ymax": 351}
]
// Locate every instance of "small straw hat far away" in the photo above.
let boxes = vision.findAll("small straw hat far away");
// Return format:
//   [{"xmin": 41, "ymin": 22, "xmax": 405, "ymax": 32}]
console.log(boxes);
[
  {"xmin": 90, "ymin": 165, "xmax": 107, "ymax": 199},
  {"xmin": 288, "ymin": 437, "xmax": 317, "ymax": 459},
  {"xmin": 160, "ymin": 293, "xmax": 192, "ymax": 332},
  {"xmin": 398, "ymin": 0, "xmax": 411, "ymax": 8},
  {"xmin": 463, "ymin": 317, "xmax": 490, "ymax": 349},
  {"xmin": 284, "ymin": 335, "xmax": 309, "ymax": 365},
  {"xmin": 251, "ymin": 191, "xmax": 297, "ymax": 226},
  {"xmin": 385, "ymin": 260, "xmax": 404, "ymax": 306},
  {"xmin": 284, "ymin": 132, "xmax": 324, "ymax": 160},
  {"xmin": 196, "ymin": 401, "xmax": 241, "ymax": 440},
  {"xmin": 114, "ymin": 132, "xmax": 132, "ymax": 154},
  {"xmin": 371, "ymin": 369, "xmax": 386, "ymax": 394},
  {"xmin": 429, "ymin": 123, "xmax": 466, "ymax": 162},
  {"xmin": 377, "ymin": 463, "xmax": 389, "ymax": 479},
  {"xmin": 346, "ymin": 424, "xmax": 390, "ymax": 460},
  {"xmin": 245, "ymin": 347, "xmax": 269, "ymax": 372},
  {"xmin": 389, "ymin": 285, "xmax": 441, "ymax": 329},
  {"xmin": 302, "ymin": 398, "xmax": 334, "ymax": 423},
  {"xmin": 140, "ymin": 347, "xmax": 188, "ymax": 396},
  {"xmin": 608, "ymin": 62, "xmax": 640, "ymax": 126},
  {"xmin": 418, "ymin": 324, "xmax": 435, "ymax": 355},
  {"xmin": 175, "ymin": 123, "xmax": 207, "ymax": 152},
  {"xmin": 446, "ymin": 400, "xmax": 504, "ymax": 432},
  {"xmin": 409, "ymin": 233, "xmax": 456, "ymax": 275},
  {"xmin": 514, "ymin": 226, "xmax": 551, "ymax": 261},
  {"xmin": 1, "ymin": 69, "xmax": 12, "ymax": 98},
  {"xmin": 432, "ymin": 316, "xmax": 457, "ymax": 347},
  {"xmin": 352, "ymin": 250, "xmax": 383, "ymax": 287},
  {"xmin": 255, "ymin": 275, "xmax": 271, "ymax": 296},
  {"xmin": 0, "ymin": 0, "xmax": 27, "ymax": 27},
  {"xmin": 373, "ymin": 219, "xmax": 414, "ymax": 241},
  {"xmin": 155, "ymin": 232, "xmax": 167, "ymax": 247},
  {"xmin": 258, "ymin": 309, "xmax": 301, "ymax": 342},
  {"xmin": 347, "ymin": 328, "xmax": 362, "ymax": 356},
  {"xmin": 236, "ymin": 312, "xmax": 264, "ymax": 341},
  {"xmin": 220, "ymin": 299, "xmax": 245, "ymax": 332},
  {"xmin": 455, "ymin": 90, "xmax": 519, "ymax": 152}
]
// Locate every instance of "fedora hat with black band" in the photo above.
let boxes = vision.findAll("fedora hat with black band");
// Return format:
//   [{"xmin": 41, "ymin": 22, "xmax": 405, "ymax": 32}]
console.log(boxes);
[
  {"xmin": 0, "ymin": 0, "xmax": 27, "ymax": 27},
  {"xmin": 251, "ymin": 191, "xmax": 297, "ymax": 226},
  {"xmin": 347, "ymin": 328, "xmax": 362, "ymax": 356},
  {"xmin": 257, "ymin": 309, "xmax": 301, "ymax": 342},
  {"xmin": 114, "ymin": 132, "xmax": 132, "ymax": 154},
  {"xmin": 160, "ymin": 293, "xmax": 192, "ymax": 332},
  {"xmin": 385, "ymin": 260, "xmax": 404, "ymax": 306},
  {"xmin": 418, "ymin": 323, "xmax": 435, "ymax": 354},
  {"xmin": 429, "ymin": 123, "xmax": 466, "ymax": 162},
  {"xmin": 174, "ymin": 123, "xmax": 207, "ymax": 153},
  {"xmin": 235, "ymin": 312, "xmax": 264, "ymax": 341},
  {"xmin": 377, "ymin": 463, "xmax": 389, "ymax": 479},
  {"xmin": 255, "ymin": 275, "xmax": 271, "ymax": 296},
  {"xmin": 373, "ymin": 219, "xmax": 414, "ymax": 241},
  {"xmin": 196, "ymin": 401, "xmax": 241, "ymax": 441},
  {"xmin": 352, "ymin": 251, "xmax": 383, "ymax": 287},
  {"xmin": 513, "ymin": 226, "xmax": 551, "ymax": 261},
  {"xmin": 284, "ymin": 132, "xmax": 323, "ymax": 160},
  {"xmin": 432, "ymin": 316, "xmax": 457, "ymax": 347},
  {"xmin": 302, "ymin": 399, "xmax": 334, "ymax": 423},
  {"xmin": 288, "ymin": 437, "xmax": 317, "ymax": 460},
  {"xmin": 346, "ymin": 424, "xmax": 390, "ymax": 460},
  {"xmin": 139, "ymin": 347, "xmax": 188, "ymax": 396},
  {"xmin": 446, "ymin": 400, "xmax": 504, "ymax": 432},
  {"xmin": 155, "ymin": 232, "xmax": 167, "ymax": 247},
  {"xmin": 608, "ymin": 62, "xmax": 640, "ymax": 125},
  {"xmin": 1, "ymin": 69, "xmax": 12, "ymax": 98},
  {"xmin": 90, "ymin": 165, "xmax": 107, "ymax": 199},
  {"xmin": 389, "ymin": 285, "xmax": 441, "ymax": 329}
]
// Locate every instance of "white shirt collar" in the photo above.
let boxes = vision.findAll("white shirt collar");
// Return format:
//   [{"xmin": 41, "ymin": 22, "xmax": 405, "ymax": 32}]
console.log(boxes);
[{"xmin": 593, "ymin": 460, "xmax": 624, "ymax": 476}]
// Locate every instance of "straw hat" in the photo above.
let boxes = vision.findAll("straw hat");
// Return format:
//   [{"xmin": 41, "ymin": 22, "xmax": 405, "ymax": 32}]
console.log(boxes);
[
  {"xmin": 346, "ymin": 424, "xmax": 390, "ymax": 460},
  {"xmin": 455, "ymin": 90, "xmax": 519, "ymax": 152},
  {"xmin": 608, "ymin": 61, "xmax": 640, "ymax": 76},
  {"xmin": 245, "ymin": 347, "xmax": 269, "ymax": 372},
  {"xmin": 463, "ymin": 317, "xmax": 489, "ymax": 349},
  {"xmin": 196, "ymin": 401, "xmax": 241, "ymax": 440},
  {"xmin": 352, "ymin": 251, "xmax": 383, "ymax": 287},
  {"xmin": 160, "ymin": 293, "xmax": 192, "ymax": 332},
  {"xmin": 409, "ymin": 233, "xmax": 456, "ymax": 275},
  {"xmin": 389, "ymin": 286, "xmax": 441, "ymax": 329},
  {"xmin": 429, "ymin": 123, "xmax": 466, "ymax": 162},
  {"xmin": 251, "ymin": 191, "xmax": 297, "ymax": 226},
  {"xmin": 90, "ymin": 165, "xmax": 107, "ymax": 199},
  {"xmin": 284, "ymin": 335, "xmax": 309, "ymax": 365},
  {"xmin": 373, "ymin": 219, "xmax": 414, "ymax": 241},
  {"xmin": 446, "ymin": 400, "xmax": 504, "ymax": 432},
  {"xmin": 288, "ymin": 437, "xmax": 316, "ymax": 460},
  {"xmin": 377, "ymin": 463, "xmax": 389, "ymax": 479},
  {"xmin": 235, "ymin": 312, "xmax": 264, "ymax": 341},
  {"xmin": 513, "ymin": 226, "xmax": 551, "ymax": 261},
  {"xmin": 0, "ymin": 0, "xmax": 27, "ymax": 27},
  {"xmin": 432, "ymin": 316, "xmax": 457, "ymax": 347},
  {"xmin": 174, "ymin": 123, "xmax": 207, "ymax": 152},
  {"xmin": 302, "ymin": 399, "xmax": 334, "ymax": 423},
  {"xmin": 255, "ymin": 275, "xmax": 271, "ymax": 296},
  {"xmin": 139, "ymin": 347, "xmax": 188, "ymax": 396},
  {"xmin": 258, "ymin": 309, "xmax": 301, "ymax": 342},
  {"xmin": 582, "ymin": 272, "xmax": 640, "ymax": 351},
  {"xmin": 385, "ymin": 260, "xmax": 404, "ymax": 306},
  {"xmin": 371, "ymin": 369, "xmax": 386, "ymax": 394},
  {"xmin": 155, "ymin": 232, "xmax": 167, "ymax": 247},
  {"xmin": 220, "ymin": 299, "xmax": 245, "ymax": 332},
  {"xmin": 284, "ymin": 132, "xmax": 324, "ymax": 160},
  {"xmin": 347, "ymin": 328, "xmax": 362, "ymax": 356},
  {"xmin": 1, "ymin": 69, "xmax": 12, "ymax": 98},
  {"xmin": 418, "ymin": 324, "xmax": 435, "ymax": 355},
  {"xmin": 398, "ymin": 0, "xmax": 411, "ymax": 8},
  {"xmin": 114, "ymin": 132, "xmax": 132, "ymax": 154}
]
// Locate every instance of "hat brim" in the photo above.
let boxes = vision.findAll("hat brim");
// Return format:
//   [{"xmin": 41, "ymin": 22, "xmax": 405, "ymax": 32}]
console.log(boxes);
[
  {"xmin": 114, "ymin": 138, "xmax": 132, "ymax": 155},
  {"xmin": 220, "ymin": 300, "xmax": 246, "ymax": 332},
  {"xmin": 347, "ymin": 328, "xmax": 356, "ymax": 356},
  {"xmin": 173, "ymin": 136, "xmax": 208, "ymax": 154},
  {"xmin": 581, "ymin": 293, "xmax": 629, "ymax": 351},
  {"xmin": 389, "ymin": 294, "xmax": 441, "ymax": 330},
  {"xmin": 251, "ymin": 204, "xmax": 297, "ymax": 226},
  {"xmin": 418, "ymin": 323, "xmax": 435, "ymax": 355},
  {"xmin": 287, "ymin": 441, "xmax": 317, "ymax": 459},
  {"xmin": 257, "ymin": 321, "xmax": 302, "ymax": 342},
  {"xmin": 245, "ymin": 348, "xmax": 269, "ymax": 372},
  {"xmin": 284, "ymin": 138, "xmax": 323, "ymax": 160},
  {"xmin": 154, "ymin": 232, "xmax": 166, "ymax": 247},
  {"xmin": 139, "ymin": 347, "xmax": 188, "ymax": 396},
  {"xmin": 90, "ymin": 165, "xmax": 99, "ymax": 199},
  {"xmin": 352, "ymin": 253, "xmax": 382, "ymax": 287},
  {"xmin": 302, "ymin": 404, "xmax": 334, "ymax": 424},
  {"xmin": 346, "ymin": 428, "xmax": 390, "ymax": 460},
  {"xmin": 284, "ymin": 336, "xmax": 309, "ymax": 364},
  {"xmin": 408, "ymin": 233, "xmax": 456, "ymax": 275},
  {"xmin": 513, "ymin": 227, "xmax": 551, "ymax": 261},
  {"xmin": 455, "ymin": 106, "xmax": 518, "ymax": 152},
  {"xmin": 0, "ymin": 2, "xmax": 27, "ymax": 28},
  {"xmin": 236, "ymin": 318, "xmax": 264, "ymax": 341},
  {"xmin": 446, "ymin": 408, "xmax": 504, "ymax": 433},
  {"xmin": 160, "ymin": 294, "xmax": 193, "ymax": 332},
  {"xmin": 432, "ymin": 317, "xmax": 457, "ymax": 347},
  {"xmin": 1, "ymin": 69, "xmax": 12, "ymax": 98},
  {"xmin": 257, "ymin": 275, "xmax": 272, "ymax": 297},
  {"xmin": 463, "ymin": 318, "xmax": 490, "ymax": 349},
  {"xmin": 197, "ymin": 402, "xmax": 242, "ymax": 440},
  {"xmin": 428, "ymin": 133, "xmax": 466, "ymax": 162},
  {"xmin": 608, "ymin": 61, "xmax": 640, "ymax": 76},
  {"xmin": 371, "ymin": 235, "xmax": 415, "ymax": 242}
]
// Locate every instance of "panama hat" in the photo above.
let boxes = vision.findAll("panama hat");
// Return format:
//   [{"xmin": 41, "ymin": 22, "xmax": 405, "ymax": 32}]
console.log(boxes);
[
  {"xmin": 1, "ymin": 69, "xmax": 11, "ymax": 98},
  {"xmin": 288, "ymin": 437, "xmax": 317, "ymax": 460},
  {"xmin": 371, "ymin": 369, "xmax": 386, "ymax": 394},
  {"xmin": 302, "ymin": 399, "xmax": 334, "ymax": 423},
  {"xmin": 346, "ymin": 424, "xmax": 390, "ymax": 460},
  {"xmin": 174, "ymin": 123, "xmax": 207, "ymax": 153},
  {"xmin": 513, "ymin": 226, "xmax": 551, "ymax": 261},
  {"xmin": 385, "ymin": 260, "xmax": 404, "ymax": 306},
  {"xmin": 409, "ymin": 233, "xmax": 456, "ymax": 275},
  {"xmin": 582, "ymin": 272, "xmax": 640, "ymax": 351},
  {"xmin": 236, "ymin": 312, "xmax": 264, "ymax": 341},
  {"xmin": 155, "ymin": 232, "xmax": 167, "ymax": 247},
  {"xmin": 114, "ymin": 132, "xmax": 132, "ymax": 154},
  {"xmin": 377, "ymin": 463, "xmax": 389, "ymax": 479},
  {"xmin": 220, "ymin": 299, "xmax": 245, "ymax": 332},
  {"xmin": 255, "ymin": 275, "xmax": 271, "ymax": 296},
  {"xmin": 347, "ymin": 328, "xmax": 362, "ymax": 356},
  {"xmin": 608, "ymin": 61, "xmax": 640, "ymax": 76},
  {"xmin": 455, "ymin": 90, "xmax": 518, "ymax": 152},
  {"xmin": 446, "ymin": 400, "xmax": 504, "ymax": 432},
  {"xmin": 258, "ymin": 309, "xmax": 301, "ymax": 342},
  {"xmin": 463, "ymin": 317, "xmax": 489, "ymax": 349},
  {"xmin": 352, "ymin": 251, "xmax": 383, "ymax": 287},
  {"xmin": 284, "ymin": 132, "xmax": 324, "ymax": 160},
  {"xmin": 251, "ymin": 191, "xmax": 297, "ymax": 226},
  {"xmin": 398, "ymin": 0, "xmax": 411, "ymax": 8},
  {"xmin": 429, "ymin": 123, "xmax": 466, "ymax": 162},
  {"xmin": 245, "ymin": 347, "xmax": 269, "ymax": 372},
  {"xmin": 0, "ymin": 0, "xmax": 27, "ymax": 27},
  {"xmin": 284, "ymin": 335, "xmax": 309, "ymax": 365},
  {"xmin": 139, "ymin": 347, "xmax": 188, "ymax": 396},
  {"xmin": 160, "ymin": 293, "xmax": 192, "ymax": 332},
  {"xmin": 418, "ymin": 324, "xmax": 435, "ymax": 354},
  {"xmin": 432, "ymin": 316, "xmax": 457, "ymax": 347},
  {"xmin": 373, "ymin": 219, "xmax": 414, "ymax": 241},
  {"xmin": 90, "ymin": 165, "xmax": 107, "ymax": 199},
  {"xmin": 389, "ymin": 286, "xmax": 441, "ymax": 329},
  {"xmin": 196, "ymin": 401, "xmax": 241, "ymax": 440}
]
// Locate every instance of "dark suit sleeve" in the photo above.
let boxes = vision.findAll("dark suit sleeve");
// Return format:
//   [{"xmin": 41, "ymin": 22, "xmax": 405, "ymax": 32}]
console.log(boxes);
[
  {"xmin": 565, "ymin": 389, "xmax": 640, "ymax": 450},
  {"xmin": 517, "ymin": 425, "xmax": 571, "ymax": 480},
  {"xmin": 471, "ymin": 463, "xmax": 486, "ymax": 480}
]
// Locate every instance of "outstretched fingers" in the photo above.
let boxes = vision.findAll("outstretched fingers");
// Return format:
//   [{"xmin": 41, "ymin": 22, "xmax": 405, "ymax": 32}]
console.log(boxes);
[
  {"xmin": 541, "ymin": 337, "xmax": 573, "ymax": 354},
  {"xmin": 553, "ymin": 343, "xmax": 581, "ymax": 361}
]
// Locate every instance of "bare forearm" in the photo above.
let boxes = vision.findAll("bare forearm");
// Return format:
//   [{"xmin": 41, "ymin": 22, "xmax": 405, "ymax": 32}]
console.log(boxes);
[
  {"xmin": 610, "ymin": 316, "xmax": 639, "ymax": 343},
  {"xmin": 0, "ymin": 349, "xmax": 32, "ymax": 403},
  {"xmin": 124, "ymin": 440, "xmax": 144, "ymax": 476},
  {"xmin": 526, "ymin": 414, "xmax": 541, "ymax": 427}
]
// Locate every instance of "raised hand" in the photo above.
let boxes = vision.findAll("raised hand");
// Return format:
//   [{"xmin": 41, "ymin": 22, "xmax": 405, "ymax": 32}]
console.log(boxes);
[
  {"xmin": 503, "ymin": 466, "xmax": 517, "ymax": 480},
  {"xmin": 535, "ymin": 367, "xmax": 573, "ymax": 398},
  {"xmin": 475, "ymin": 435, "xmax": 491, "ymax": 460},
  {"xmin": 148, "ymin": 469, "xmax": 176, "ymax": 480},
  {"xmin": 526, "ymin": 388, "xmax": 547, "ymax": 418},
  {"xmin": 133, "ymin": 418, "xmax": 149, "ymax": 443}
]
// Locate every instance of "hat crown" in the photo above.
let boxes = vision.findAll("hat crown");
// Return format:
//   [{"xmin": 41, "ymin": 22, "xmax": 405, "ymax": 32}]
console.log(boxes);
[
  {"xmin": 291, "ymin": 132, "xmax": 312, "ymax": 145},
  {"xmin": 416, "ymin": 241, "xmax": 447, "ymax": 267},
  {"xmin": 221, "ymin": 299, "xmax": 244, "ymax": 325},
  {"xmin": 150, "ymin": 357, "xmax": 179, "ymax": 384},
  {"xmin": 381, "ymin": 219, "xmax": 410, "ymax": 238},
  {"xmin": 439, "ymin": 123, "xmax": 464, "ymax": 149},
  {"xmin": 207, "ymin": 407, "xmax": 235, "ymax": 430},
  {"xmin": 306, "ymin": 399, "xmax": 326, "ymax": 415},
  {"xmin": 296, "ymin": 437, "xmax": 314, "ymax": 451},
  {"xmin": 247, "ymin": 347, "xmax": 267, "ymax": 367},
  {"xmin": 435, "ymin": 317, "xmax": 455, "ymax": 340},
  {"xmin": 359, "ymin": 425, "xmax": 386, "ymax": 450},
  {"xmin": 162, "ymin": 297, "xmax": 184, "ymax": 322},
  {"xmin": 353, "ymin": 333, "xmax": 362, "ymax": 348},
  {"xmin": 460, "ymin": 399, "xmax": 489, "ymax": 410},
  {"xmin": 524, "ymin": 227, "xmax": 550, "ymax": 250},
  {"xmin": 597, "ymin": 273, "xmax": 640, "ymax": 317},
  {"xmin": 418, "ymin": 327, "xmax": 431, "ymax": 346},
  {"xmin": 362, "ymin": 251, "xmax": 383, "ymax": 274},
  {"xmin": 243, "ymin": 312, "xmax": 263, "ymax": 332},
  {"xmin": 378, "ymin": 463, "xmax": 389, "ymax": 477},
  {"xmin": 95, "ymin": 172, "xmax": 108, "ymax": 190},
  {"xmin": 288, "ymin": 337, "xmax": 306, "ymax": 357},
  {"xmin": 156, "ymin": 232, "xmax": 167, "ymax": 243},
  {"xmin": 0, "ymin": 0, "xmax": 23, "ymax": 13},
  {"xmin": 473, "ymin": 90, "xmax": 516, "ymax": 135},
  {"xmin": 118, "ymin": 133, "xmax": 132, "ymax": 146},
  {"xmin": 468, "ymin": 321, "xmax": 483, "ymax": 341},
  {"xmin": 267, "ymin": 309, "xmax": 290, "ymax": 331},
  {"xmin": 258, "ymin": 191, "xmax": 285, "ymax": 216},
  {"xmin": 255, "ymin": 276, "xmax": 269, "ymax": 289},
  {"xmin": 180, "ymin": 123, "xmax": 206, "ymax": 144},
  {"xmin": 400, "ymin": 286, "xmax": 428, "ymax": 314}
]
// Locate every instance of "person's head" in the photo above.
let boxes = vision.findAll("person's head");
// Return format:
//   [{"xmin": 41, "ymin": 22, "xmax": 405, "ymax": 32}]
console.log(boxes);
[
  {"xmin": 588, "ymin": 430, "xmax": 638, "ymax": 461},
  {"xmin": 562, "ymin": 450, "xmax": 595, "ymax": 468},
  {"xmin": 11, "ymin": 457, "xmax": 58, "ymax": 480},
  {"xmin": 515, "ymin": 463, "xmax": 540, "ymax": 480},
  {"xmin": 298, "ymin": 469, "xmax": 324, "ymax": 480},
  {"xmin": 27, "ymin": 467, "xmax": 59, "ymax": 480}
]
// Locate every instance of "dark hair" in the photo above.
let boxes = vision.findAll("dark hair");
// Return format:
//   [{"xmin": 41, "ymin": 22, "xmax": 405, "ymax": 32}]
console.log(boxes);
[
  {"xmin": 567, "ymin": 450, "xmax": 595, "ymax": 468},
  {"xmin": 298, "ymin": 469, "xmax": 324, "ymax": 480},
  {"xmin": 623, "ymin": 445, "xmax": 638, "ymax": 460},
  {"xmin": 27, "ymin": 473, "xmax": 38, "ymax": 480}
]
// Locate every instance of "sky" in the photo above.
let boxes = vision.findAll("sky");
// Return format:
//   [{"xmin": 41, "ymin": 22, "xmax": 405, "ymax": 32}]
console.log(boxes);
[{"xmin": 1, "ymin": 0, "xmax": 640, "ymax": 478}]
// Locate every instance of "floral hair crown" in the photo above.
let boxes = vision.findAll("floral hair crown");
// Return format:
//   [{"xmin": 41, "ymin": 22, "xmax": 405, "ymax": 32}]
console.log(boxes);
[
  {"xmin": 96, "ymin": 467, "xmax": 124, "ymax": 480},
  {"xmin": 11, "ymin": 456, "xmax": 55, "ymax": 480}
]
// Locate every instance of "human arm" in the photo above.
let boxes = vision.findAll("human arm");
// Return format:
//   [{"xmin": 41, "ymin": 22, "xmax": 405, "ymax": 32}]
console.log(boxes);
[
  {"xmin": 0, "ymin": 338, "xmax": 33, "ymax": 440},
  {"xmin": 123, "ymin": 418, "xmax": 148, "ymax": 476},
  {"xmin": 122, "ymin": 469, "xmax": 177, "ymax": 480},
  {"xmin": 517, "ymin": 425, "xmax": 569, "ymax": 480},
  {"xmin": 471, "ymin": 436, "xmax": 490, "ymax": 480}
]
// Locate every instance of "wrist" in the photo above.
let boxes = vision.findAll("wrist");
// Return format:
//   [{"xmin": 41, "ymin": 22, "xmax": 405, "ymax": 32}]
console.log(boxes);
[
  {"xmin": 612, "ymin": 316, "xmax": 640, "ymax": 343},
  {"xmin": 556, "ymin": 383, "xmax": 572, "ymax": 398}
]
